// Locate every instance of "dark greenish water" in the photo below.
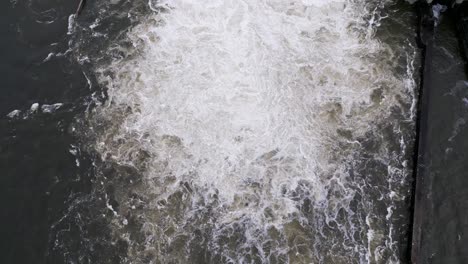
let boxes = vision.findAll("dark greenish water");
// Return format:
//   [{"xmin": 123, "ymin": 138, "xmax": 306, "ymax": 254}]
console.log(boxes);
[{"xmin": 0, "ymin": 1, "xmax": 465, "ymax": 264}]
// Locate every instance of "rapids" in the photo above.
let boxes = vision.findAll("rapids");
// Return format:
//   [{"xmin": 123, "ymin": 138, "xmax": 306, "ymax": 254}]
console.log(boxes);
[{"xmin": 72, "ymin": 0, "xmax": 419, "ymax": 263}]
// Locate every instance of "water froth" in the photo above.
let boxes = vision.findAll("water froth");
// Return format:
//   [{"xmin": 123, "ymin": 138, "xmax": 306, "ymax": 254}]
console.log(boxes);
[{"xmin": 89, "ymin": 0, "xmax": 416, "ymax": 263}]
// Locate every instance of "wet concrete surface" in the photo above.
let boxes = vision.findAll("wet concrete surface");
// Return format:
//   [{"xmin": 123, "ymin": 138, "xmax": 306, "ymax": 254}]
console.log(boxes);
[{"xmin": 412, "ymin": 3, "xmax": 468, "ymax": 263}]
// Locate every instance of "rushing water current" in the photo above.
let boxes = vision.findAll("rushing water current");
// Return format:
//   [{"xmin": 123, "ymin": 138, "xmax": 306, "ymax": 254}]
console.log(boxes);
[{"xmin": 60, "ymin": 0, "xmax": 418, "ymax": 263}]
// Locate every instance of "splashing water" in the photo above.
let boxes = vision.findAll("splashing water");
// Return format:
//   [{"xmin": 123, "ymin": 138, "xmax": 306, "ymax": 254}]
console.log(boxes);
[{"xmin": 80, "ymin": 0, "xmax": 418, "ymax": 263}]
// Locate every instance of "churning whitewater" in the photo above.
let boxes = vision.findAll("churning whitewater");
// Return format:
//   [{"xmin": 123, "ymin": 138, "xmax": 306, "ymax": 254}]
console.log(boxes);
[{"xmin": 79, "ymin": 0, "xmax": 417, "ymax": 263}]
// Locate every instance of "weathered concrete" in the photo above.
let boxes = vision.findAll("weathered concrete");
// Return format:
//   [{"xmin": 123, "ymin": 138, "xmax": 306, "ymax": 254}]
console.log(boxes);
[{"xmin": 412, "ymin": 2, "xmax": 468, "ymax": 263}]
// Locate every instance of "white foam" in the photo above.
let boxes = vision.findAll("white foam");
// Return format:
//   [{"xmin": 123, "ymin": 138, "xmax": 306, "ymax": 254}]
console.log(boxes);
[
  {"xmin": 43, "ymin": 53, "xmax": 55, "ymax": 62},
  {"xmin": 30, "ymin": 103, "xmax": 39, "ymax": 112},
  {"xmin": 7, "ymin": 109, "xmax": 21, "ymax": 118},
  {"xmin": 99, "ymin": 0, "xmax": 391, "ymax": 200},
  {"xmin": 41, "ymin": 103, "xmax": 63, "ymax": 113},
  {"xmin": 91, "ymin": 0, "xmax": 415, "ymax": 262},
  {"xmin": 67, "ymin": 15, "xmax": 76, "ymax": 35}
]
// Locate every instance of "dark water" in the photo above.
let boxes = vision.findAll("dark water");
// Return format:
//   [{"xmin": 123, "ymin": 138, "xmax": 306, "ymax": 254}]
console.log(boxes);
[
  {"xmin": 0, "ymin": 0, "xmax": 93, "ymax": 263},
  {"xmin": 0, "ymin": 1, "xmax": 465, "ymax": 264}
]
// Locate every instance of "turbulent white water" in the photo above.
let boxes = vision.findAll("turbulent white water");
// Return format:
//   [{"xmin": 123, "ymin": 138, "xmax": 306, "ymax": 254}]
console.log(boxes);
[{"xmin": 83, "ymin": 0, "xmax": 417, "ymax": 263}]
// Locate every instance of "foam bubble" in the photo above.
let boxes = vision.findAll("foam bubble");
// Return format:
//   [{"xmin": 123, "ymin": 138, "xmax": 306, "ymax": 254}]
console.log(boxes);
[{"xmin": 7, "ymin": 109, "xmax": 21, "ymax": 118}]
